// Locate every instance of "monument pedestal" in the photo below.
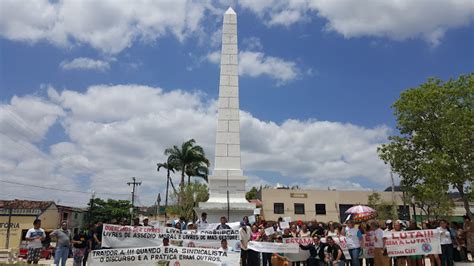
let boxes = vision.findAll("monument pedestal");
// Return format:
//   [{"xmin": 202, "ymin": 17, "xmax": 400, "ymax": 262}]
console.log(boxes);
[{"xmin": 195, "ymin": 202, "xmax": 254, "ymax": 223}]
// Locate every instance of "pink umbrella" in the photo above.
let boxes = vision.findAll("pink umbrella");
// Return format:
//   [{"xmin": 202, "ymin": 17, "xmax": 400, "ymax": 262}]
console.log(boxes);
[{"xmin": 345, "ymin": 205, "xmax": 377, "ymax": 222}]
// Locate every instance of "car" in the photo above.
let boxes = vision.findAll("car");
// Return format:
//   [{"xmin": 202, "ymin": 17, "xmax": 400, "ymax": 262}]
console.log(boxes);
[{"xmin": 18, "ymin": 241, "xmax": 55, "ymax": 260}]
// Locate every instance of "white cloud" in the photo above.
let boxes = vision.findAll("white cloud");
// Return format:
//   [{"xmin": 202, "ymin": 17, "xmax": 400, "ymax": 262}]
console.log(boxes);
[
  {"xmin": 60, "ymin": 57, "xmax": 110, "ymax": 71},
  {"xmin": 242, "ymin": 37, "xmax": 263, "ymax": 51},
  {"xmin": 204, "ymin": 50, "xmax": 301, "ymax": 83},
  {"xmin": 239, "ymin": 0, "xmax": 474, "ymax": 46},
  {"xmin": 206, "ymin": 51, "xmax": 221, "ymax": 64},
  {"xmin": 0, "ymin": 0, "xmax": 211, "ymax": 54},
  {"xmin": 0, "ymin": 84, "xmax": 391, "ymax": 206},
  {"xmin": 239, "ymin": 51, "xmax": 300, "ymax": 83}
]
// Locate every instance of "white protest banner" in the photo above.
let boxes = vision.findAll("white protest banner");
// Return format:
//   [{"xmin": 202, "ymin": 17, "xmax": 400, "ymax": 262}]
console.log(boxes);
[
  {"xmin": 264, "ymin": 227, "xmax": 275, "ymax": 236},
  {"xmin": 88, "ymin": 246, "xmax": 239, "ymax": 266},
  {"xmin": 197, "ymin": 222, "xmax": 240, "ymax": 231},
  {"xmin": 383, "ymin": 229, "xmax": 441, "ymax": 257},
  {"xmin": 248, "ymin": 241, "xmax": 299, "ymax": 254},
  {"xmin": 362, "ymin": 233, "xmax": 375, "ymax": 258},
  {"xmin": 254, "ymin": 208, "xmax": 261, "ymax": 215},
  {"xmin": 283, "ymin": 217, "xmax": 292, "ymax": 222},
  {"xmin": 279, "ymin": 221, "xmax": 290, "ymax": 229},
  {"xmin": 103, "ymin": 224, "xmax": 240, "ymax": 249},
  {"xmin": 283, "ymin": 237, "xmax": 313, "ymax": 262},
  {"xmin": 102, "ymin": 224, "xmax": 175, "ymax": 248}
]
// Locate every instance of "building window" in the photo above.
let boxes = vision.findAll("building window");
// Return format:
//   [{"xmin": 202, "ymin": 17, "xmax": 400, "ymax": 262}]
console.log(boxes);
[
  {"xmin": 274, "ymin": 203, "xmax": 284, "ymax": 214},
  {"xmin": 63, "ymin": 212, "xmax": 69, "ymax": 221},
  {"xmin": 74, "ymin": 213, "xmax": 78, "ymax": 219},
  {"xmin": 315, "ymin": 204, "xmax": 326, "ymax": 215},
  {"xmin": 294, "ymin": 203, "xmax": 305, "ymax": 214}
]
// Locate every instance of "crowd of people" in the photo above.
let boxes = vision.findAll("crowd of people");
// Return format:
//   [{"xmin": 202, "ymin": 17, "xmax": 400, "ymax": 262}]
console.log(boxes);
[{"xmin": 24, "ymin": 213, "xmax": 474, "ymax": 266}]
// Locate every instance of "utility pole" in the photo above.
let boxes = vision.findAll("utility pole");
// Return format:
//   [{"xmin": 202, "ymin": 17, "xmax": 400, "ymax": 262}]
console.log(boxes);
[
  {"xmin": 5, "ymin": 204, "xmax": 12, "ymax": 249},
  {"xmin": 390, "ymin": 171, "xmax": 397, "ymax": 219},
  {"xmin": 127, "ymin": 177, "xmax": 141, "ymax": 224},
  {"xmin": 88, "ymin": 191, "xmax": 95, "ymax": 225},
  {"xmin": 156, "ymin": 193, "xmax": 161, "ymax": 221}
]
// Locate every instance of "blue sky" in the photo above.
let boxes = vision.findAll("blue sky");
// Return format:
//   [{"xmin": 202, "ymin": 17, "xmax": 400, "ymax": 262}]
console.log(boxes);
[{"xmin": 1, "ymin": 0, "xmax": 473, "ymax": 206}]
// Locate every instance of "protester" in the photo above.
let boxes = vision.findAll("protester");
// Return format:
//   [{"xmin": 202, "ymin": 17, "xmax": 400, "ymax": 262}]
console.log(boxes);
[
  {"xmin": 248, "ymin": 224, "xmax": 261, "ymax": 265},
  {"xmin": 271, "ymin": 235, "xmax": 290, "ymax": 266},
  {"xmin": 163, "ymin": 237, "xmax": 170, "ymax": 246},
  {"xmin": 50, "ymin": 221, "xmax": 71, "ymax": 266},
  {"xmin": 239, "ymin": 221, "xmax": 251, "ymax": 266},
  {"xmin": 119, "ymin": 218, "xmax": 128, "ymax": 226},
  {"xmin": 216, "ymin": 216, "xmax": 231, "ymax": 230},
  {"xmin": 464, "ymin": 215, "xmax": 474, "ymax": 261},
  {"xmin": 456, "ymin": 221, "xmax": 468, "ymax": 261},
  {"xmin": 219, "ymin": 239, "xmax": 229, "ymax": 252},
  {"xmin": 299, "ymin": 235, "xmax": 325, "ymax": 266},
  {"xmin": 132, "ymin": 217, "xmax": 142, "ymax": 226},
  {"xmin": 142, "ymin": 217, "xmax": 150, "ymax": 226},
  {"xmin": 371, "ymin": 221, "xmax": 389, "ymax": 266},
  {"xmin": 196, "ymin": 212, "xmax": 208, "ymax": 228},
  {"xmin": 290, "ymin": 224, "xmax": 299, "ymax": 237},
  {"xmin": 406, "ymin": 220, "xmax": 423, "ymax": 266},
  {"xmin": 261, "ymin": 228, "xmax": 273, "ymax": 266},
  {"xmin": 299, "ymin": 224, "xmax": 311, "ymax": 238},
  {"xmin": 325, "ymin": 236, "xmax": 345, "ymax": 266},
  {"xmin": 242, "ymin": 216, "xmax": 251, "ymax": 226},
  {"xmin": 177, "ymin": 216, "xmax": 187, "ymax": 230},
  {"xmin": 393, "ymin": 220, "xmax": 407, "ymax": 266},
  {"xmin": 438, "ymin": 219, "xmax": 454, "ymax": 266},
  {"xmin": 93, "ymin": 222, "xmax": 103, "ymax": 250},
  {"xmin": 72, "ymin": 229, "xmax": 88, "ymax": 266},
  {"xmin": 342, "ymin": 220, "xmax": 362, "ymax": 266},
  {"xmin": 385, "ymin": 220, "xmax": 393, "ymax": 231},
  {"xmin": 424, "ymin": 221, "xmax": 442, "ymax": 266},
  {"xmin": 326, "ymin": 222, "xmax": 339, "ymax": 237},
  {"xmin": 25, "ymin": 219, "xmax": 46, "ymax": 264}
]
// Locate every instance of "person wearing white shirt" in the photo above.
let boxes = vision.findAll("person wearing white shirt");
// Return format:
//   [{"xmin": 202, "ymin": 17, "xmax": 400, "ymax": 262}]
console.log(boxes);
[
  {"xmin": 342, "ymin": 220, "xmax": 363, "ymax": 266},
  {"xmin": 25, "ymin": 219, "xmax": 46, "ymax": 264},
  {"xmin": 438, "ymin": 220, "xmax": 454, "ymax": 266},
  {"xmin": 239, "ymin": 222, "xmax": 251, "ymax": 266},
  {"xmin": 371, "ymin": 221, "xmax": 390, "ymax": 266},
  {"xmin": 196, "ymin": 212, "xmax": 208, "ymax": 229},
  {"xmin": 219, "ymin": 239, "xmax": 232, "ymax": 252}
]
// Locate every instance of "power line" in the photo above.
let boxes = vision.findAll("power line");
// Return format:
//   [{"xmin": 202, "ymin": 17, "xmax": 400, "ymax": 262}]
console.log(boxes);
[{"xmin": 0, "ymin": 179, "xmax": 129, "ymax": 196}]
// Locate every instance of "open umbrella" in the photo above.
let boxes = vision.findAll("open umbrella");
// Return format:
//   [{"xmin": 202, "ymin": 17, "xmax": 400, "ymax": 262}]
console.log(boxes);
[{"xmin": 345, "ymin": 205, "xmax": 377, "ymax": 222}]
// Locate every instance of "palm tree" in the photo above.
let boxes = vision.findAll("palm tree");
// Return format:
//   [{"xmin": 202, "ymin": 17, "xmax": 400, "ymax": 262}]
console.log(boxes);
[
  {"xmin": 164, "ymin": 139, "xmax": 210, "ymax": 189},
  {"xmin": 157, "ymin": 157, "xmax": 178, "ymax": 218},
  {"xmin": 185, "ymin": 161, "xmax": 209, "ymax": 184}
]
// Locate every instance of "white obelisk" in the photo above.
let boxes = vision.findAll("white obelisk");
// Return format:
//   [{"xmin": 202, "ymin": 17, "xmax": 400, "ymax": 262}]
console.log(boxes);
[{"xmin": 197, "ymin": 7, "xmax": 255, "ymax": 222}]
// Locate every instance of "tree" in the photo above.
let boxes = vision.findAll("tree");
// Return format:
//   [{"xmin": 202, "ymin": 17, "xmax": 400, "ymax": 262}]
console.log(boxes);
[
  {"xmin": 157, "ymin": 157, "xmax": 178, "ymax": 217},
  {"xmin": 246, "ymin": 186, "xmax": 259, "ymax": 200},
  {"xmin": 378, "ymin": 74, "xmax": 474, "ymax": 218},
  {"xmin": 165, "ymin": 139, "xmax": 210, "ymax": 188},
  {"xmin": 367, "ymin": 192, "xmax": 397, "ymax": 221},
  {"xmin": 167, "ymin": 182, "xmax": 209, "ymax": 222},
  {"xmin": 185, "ymin": 161, "xmax": 209, "ymax": 184},
  {"xmin": 88, "ymin": 198, "xmax": 132, "ymax": 224},
  {"xmin": 407, "ymin": 179, "xmax": 454, "ymax": 220}
]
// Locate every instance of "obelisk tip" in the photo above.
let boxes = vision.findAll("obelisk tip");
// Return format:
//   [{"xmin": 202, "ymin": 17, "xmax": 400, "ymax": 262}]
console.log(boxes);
[{"xmin": 225, "ymin": 7, "xmax": 236, "ymax": 15}]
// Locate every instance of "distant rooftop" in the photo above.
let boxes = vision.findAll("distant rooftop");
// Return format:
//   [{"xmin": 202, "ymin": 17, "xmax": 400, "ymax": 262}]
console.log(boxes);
[{"xmin": 0, "ymin": 199, "xmax": 55, "ymax": 210}]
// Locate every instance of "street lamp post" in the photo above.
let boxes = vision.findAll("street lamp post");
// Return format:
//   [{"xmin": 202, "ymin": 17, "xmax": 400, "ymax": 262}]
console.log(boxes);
[
  {"xmin": 192, "ymin": 191, "xmax": 197, "ymax": 223},
  {"xmin": 411, "ymin": 196, "xmax": 417, "ymax": 225}
]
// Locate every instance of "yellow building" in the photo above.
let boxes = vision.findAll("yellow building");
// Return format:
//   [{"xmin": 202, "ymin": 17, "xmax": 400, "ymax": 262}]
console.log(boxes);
[
  {"xmin": 0, "ymin": 200, "xmax": 60, "ymax": 250},
  {"xmin": 261, "ymin": 187, "xmax": 409, "ymax": 223}
]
